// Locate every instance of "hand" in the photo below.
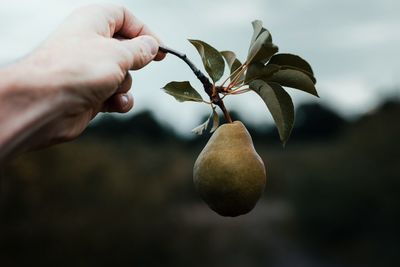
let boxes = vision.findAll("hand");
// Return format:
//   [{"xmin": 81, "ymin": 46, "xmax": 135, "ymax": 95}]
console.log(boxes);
[
  {"xmin": 29, "ymin": 4, "xmax": 165, "ymax": 141},
  {"xmin": 0, "ymin": 4, "xmax": 165, "ymax": 159}
]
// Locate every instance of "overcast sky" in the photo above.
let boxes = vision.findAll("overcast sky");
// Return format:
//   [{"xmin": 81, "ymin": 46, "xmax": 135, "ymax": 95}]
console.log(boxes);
[{"xmin": 1, "ymin": 0, "xmax": 399, "ymax": 134}]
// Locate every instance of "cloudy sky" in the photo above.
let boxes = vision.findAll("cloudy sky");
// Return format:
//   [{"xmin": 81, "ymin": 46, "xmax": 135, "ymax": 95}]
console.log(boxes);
[{"xmin": 1, "ymin": 0, "xmax": 399, "ymax": 134}]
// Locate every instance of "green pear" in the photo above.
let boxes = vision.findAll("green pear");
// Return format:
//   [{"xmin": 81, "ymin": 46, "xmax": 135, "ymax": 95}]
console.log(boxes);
[{"xmin": 193, "ymin": 121, "xmax": 266, "ymax": 217}]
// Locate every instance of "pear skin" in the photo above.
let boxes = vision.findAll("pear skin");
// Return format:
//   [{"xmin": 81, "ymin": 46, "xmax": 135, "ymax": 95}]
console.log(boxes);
[{"xmin": 193, "ymin": 121, "xmax": 266, "ymax": 217}]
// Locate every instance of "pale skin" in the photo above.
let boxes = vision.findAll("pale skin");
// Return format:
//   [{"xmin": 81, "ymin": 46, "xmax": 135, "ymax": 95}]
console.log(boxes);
[{"xmin": 0, "ymin": 4, "xmax": 166, "ymax": 163}]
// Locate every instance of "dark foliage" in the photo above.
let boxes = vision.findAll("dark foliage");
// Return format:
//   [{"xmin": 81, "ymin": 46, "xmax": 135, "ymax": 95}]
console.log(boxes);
[{"xmin": 1, "ymin": 100, "xmax": 399, "ymax": 267}]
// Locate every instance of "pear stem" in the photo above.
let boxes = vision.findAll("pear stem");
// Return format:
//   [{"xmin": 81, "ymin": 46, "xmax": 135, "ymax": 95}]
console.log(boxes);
[
  {"xmin": 159, "ymin": 46, "xmax": 233, "ymax": 123},
  {"xmin": 216, "ymin": 99, "xmax": 233, "ymax": 123}
]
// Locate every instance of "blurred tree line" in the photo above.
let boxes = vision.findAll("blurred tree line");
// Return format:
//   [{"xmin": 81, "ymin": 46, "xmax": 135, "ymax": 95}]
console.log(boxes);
[{"xmin": 1, "ymin": 99, "xmax": 399, "ymax": 267}]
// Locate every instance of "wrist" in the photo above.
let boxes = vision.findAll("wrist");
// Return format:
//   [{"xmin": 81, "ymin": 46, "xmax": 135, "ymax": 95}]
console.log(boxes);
[{"xmin": 0, "ymin": 61, "xmax": 65, "ymax": 161}]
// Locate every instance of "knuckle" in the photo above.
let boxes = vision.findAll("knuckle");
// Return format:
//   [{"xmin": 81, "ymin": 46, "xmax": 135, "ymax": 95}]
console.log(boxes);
[
  {"xmin": 133, "ymin": 45, "xmax": 150, "ymax": 69},
  {"xmin": 117, "ymin": 43, "xmax": 133, "ymax": 60}
]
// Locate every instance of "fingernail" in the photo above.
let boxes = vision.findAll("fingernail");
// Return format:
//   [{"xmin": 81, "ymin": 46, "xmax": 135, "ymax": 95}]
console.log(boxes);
[
  {"xmin": 143, "ymin": 36, "xmax": 158, "ymax": 55},
  {"xmin": 121, "ymin": 94, "xmax": 129, "ymax": 107}
]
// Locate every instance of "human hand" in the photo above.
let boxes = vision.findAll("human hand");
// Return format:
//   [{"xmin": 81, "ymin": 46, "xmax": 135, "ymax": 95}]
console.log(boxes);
[{"xmin": 0, "ymin": 4, "xmax": 165, "ymax": 155}]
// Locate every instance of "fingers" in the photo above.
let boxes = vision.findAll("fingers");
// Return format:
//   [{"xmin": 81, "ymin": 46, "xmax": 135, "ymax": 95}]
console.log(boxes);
[
  {"xmin": 120, "ymin": 35, "xmax": 160, "ymax": 70},
  {"xmin": 116, "ymin": 5, "xmax": 167, "ymax": 62},
  {"xmin": 101, "ymin": 73, "xmax": 134, "ymax": 113},
  {"xmin": 117, "ymin": 72, "xmax": 133, "ymax": 94},
  {"xmin": 114, "ymin": 7, "xmax": 150, "ymax": 38},
  {"xmin": 66, "ymin": 4, "xmax": 166, "ymax": 61},
  {"xmin": 103, "ymin": 93, "xmax": 134, "ymax": 113},
  {"xmin": 154, "ymin": 46, "xmax": 167, "ymax": 61},
  {"xmin": 110, "ymin": 6, "xmax": 166, "ymax": 61}
]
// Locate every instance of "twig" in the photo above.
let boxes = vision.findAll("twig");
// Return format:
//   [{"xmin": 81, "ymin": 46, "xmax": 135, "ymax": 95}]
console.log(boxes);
[
  {"xmin": 159, "ymin": 46, "xmax": 232, "ymax": 123},
  {"xmin": 159, "ymin": 46, "xmax": 212, "ymax": 95}
]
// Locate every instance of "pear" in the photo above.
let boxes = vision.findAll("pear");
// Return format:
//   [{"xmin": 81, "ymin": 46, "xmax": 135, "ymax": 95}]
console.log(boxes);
[{"xmin": 193, "ymin": 121, "xmax": 266, "ymax": 217}]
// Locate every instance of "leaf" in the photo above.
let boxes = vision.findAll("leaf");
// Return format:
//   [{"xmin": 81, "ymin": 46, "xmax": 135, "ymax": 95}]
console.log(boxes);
[
  {"xmin": 250, "ymin": 80, "xmax": 294, "ymax": 144},
  {"xmin": 191, "ymin": 119, "xmax": 210, "ymax": 135},
  {"xmin": 247, "ymin": 32, "xmax": 279, "ymax": 64},
  {"xmin": 189, "ymin": 39, "xmax": 225, "ymax": 83},
  {"xmin": 267, "ymin": 69, "xmax": 319, "ymax": 97},
  {"xmin": 247, "ymin": 22, "xmax": 278, "ymax": 64},
  {"xmin": 220, "ymin": 50, "xmax": 244, "ymax": 82},
  {"xmin": 249, "ymin": 20, "xmax": 271, "ymax": 49},
  {"xmin": 162, "ymin": 81, "xmax": 203, "ymax": 102},
  {"xmin": 220, "ymin": 51, "xmax": 244, "ymax": 82},
  {"xmin": 191, "ymin": 108, "xmax": 219, "ymax": 135},
  {"xmin": 245, "ymin": 63, "xmax": 281, "ymax": 83},
  {"xmin": 268, "ymin": 53, "xmax": 316, "ymax": 84}
]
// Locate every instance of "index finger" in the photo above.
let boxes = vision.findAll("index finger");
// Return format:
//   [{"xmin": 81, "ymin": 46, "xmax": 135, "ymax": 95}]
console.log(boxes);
[{"xmin": 111, "ymin": 6, "xmax": 166, "ymax": 61}]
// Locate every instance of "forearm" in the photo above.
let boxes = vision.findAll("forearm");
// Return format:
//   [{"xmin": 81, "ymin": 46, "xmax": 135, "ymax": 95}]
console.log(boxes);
[{"xmin": 0, "ymin": 63, "xmax": 64, "ymax": 162}]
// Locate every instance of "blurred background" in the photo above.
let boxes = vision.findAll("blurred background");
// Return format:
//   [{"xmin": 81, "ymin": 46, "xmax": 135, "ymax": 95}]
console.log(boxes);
[{"xmin": 1, "ymin": 0, "xmax": 399, "ymax": 266}]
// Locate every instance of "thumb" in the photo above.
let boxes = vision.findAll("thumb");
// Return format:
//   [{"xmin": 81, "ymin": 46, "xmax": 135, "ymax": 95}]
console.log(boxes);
[{"xmin": 121, "ymin": 35, "xmax": 159, "ymax": 70}]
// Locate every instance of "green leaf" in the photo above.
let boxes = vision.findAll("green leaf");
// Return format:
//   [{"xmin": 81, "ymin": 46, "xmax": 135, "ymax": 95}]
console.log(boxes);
[
  {"xmin": 249, "ymin": 20, "xmax": 271, "ymax": 48},
  {"xmin": 247, "ymin": 21, "xmax": 278, "ymax": 64},
  {"xmin": 189, "ymin": 39, "xmax": 225, "ymax": 83},
  {"xmin": 191, "ymin": 108, "xmax": 219, "ymax": 135},
  {"xmin": 250, "ymin": 80, "xmax": 294, "ymax": 144},
  {"xmin": 247, "ymin": 32, "xmax": 279, "ymax": 64},
  {"xmin": 245, "ymin": 63, "xmax": 281, "ymax": 83},
  {"xmin": 267, "ymin": 69, "xmax": 319, "ymax": 97},
  {"xmin": 162, "ymin": 81, "xmax": 203, "ymax": 102},
  {"xmin": 191, "ymin": 119, "xmax": 209, "ymax": 135},
  {"xmin": 220, "ymin": 50, "xmax": 244, "ymax": 82},
  {"xmin": 268, "ymin": 53, "xmax": 316, "ymax": 84}
]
